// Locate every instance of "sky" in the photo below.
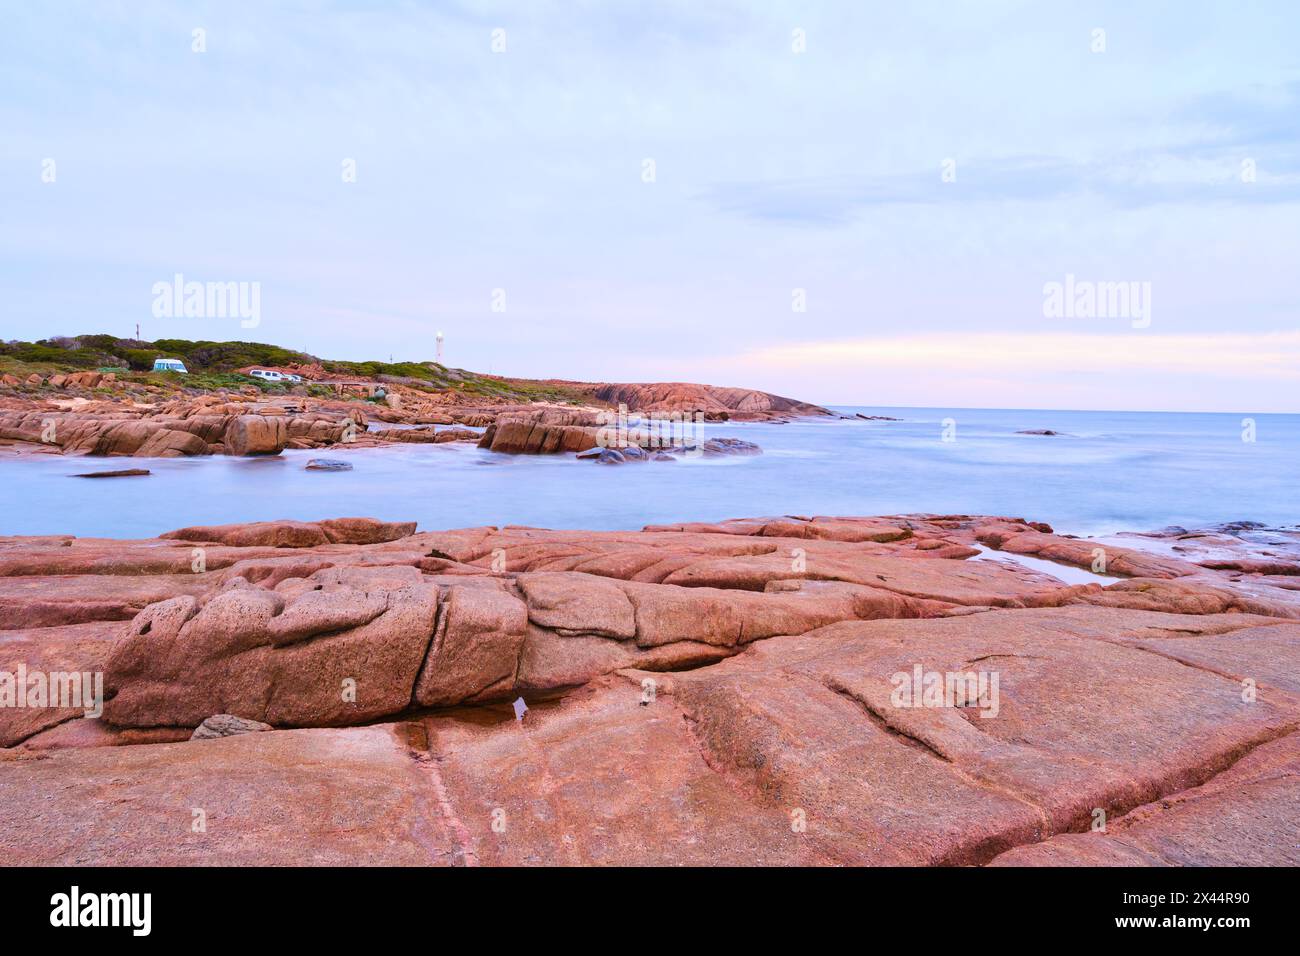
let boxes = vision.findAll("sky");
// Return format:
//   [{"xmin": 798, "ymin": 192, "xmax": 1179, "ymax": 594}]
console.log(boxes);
[{"xmin": 1, "ymin": 1, "xmax": 1297, "ymax": 412}]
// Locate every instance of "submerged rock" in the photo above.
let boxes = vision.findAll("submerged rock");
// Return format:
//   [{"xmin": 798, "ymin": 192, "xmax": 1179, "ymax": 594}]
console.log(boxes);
[
  {"xmin": 700, "ymin": 437, "xmax": 761, "ymax": 456},
  {"xmin": 70, "ymin": 468, "xmax": 150, "ymax": 478},
  {"xmin": 579, "ymin": 436, "xmax": 762, "ymax": 463},
  {"xmin": 305, "ymin": 458, "xmax": 352, "ymax": 471}
]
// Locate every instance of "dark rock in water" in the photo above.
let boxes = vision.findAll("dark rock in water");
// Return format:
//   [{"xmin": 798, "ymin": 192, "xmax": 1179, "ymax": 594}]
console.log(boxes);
[
  {"xmin": 190, "ymin": 714, "xmax": 274, "ymax": 741},
  {"xmin": 856, "ymin": 413, "xmax": 902, "ymax": 421},
  {"xmin": 305, "ymin": 458, "xmax": 352, "ymax": 471},
  {"xmin": 581, "ymin": 438, "xmax": 760, "ymax": 463},
  {"xmin": 700, "ymin": 438, "xmax": 762, "ymax": 457},
  {"xmin": 657, "ymin": 438, "xmax": 763, "ymax": 458},
  {"xmin": 580, "ymin": 445, "xmax": 648, "ymax": 462},
  {"xmin": 1216, "ymin": 520, "xmax": 1269, "ymax": 533},
  {"xmin": 1016, "ymin": 429, "xmax": 1067, "ymax": 436},
  {"xmin": 71, "ymin": 468, "xmax": 150, "ymax": 478}
]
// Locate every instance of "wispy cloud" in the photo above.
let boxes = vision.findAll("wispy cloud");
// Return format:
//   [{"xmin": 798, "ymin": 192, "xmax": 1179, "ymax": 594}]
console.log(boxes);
[{"xmin": 700, "ymin": 82, "xmax": 1300, "ymax": 224}]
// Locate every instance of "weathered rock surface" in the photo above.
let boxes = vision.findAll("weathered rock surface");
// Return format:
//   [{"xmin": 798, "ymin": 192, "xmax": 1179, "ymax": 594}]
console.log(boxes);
[
  {"xmin": 477, "ymin": 419, "xmax": 601, "ymax": 454},
  {"xmin": 159, "ymin": 517, "xmax": 416, "ymax": 548},
  {"xmin": 190, "ymin": 714, "xmax": 274, "ymax": 740},
  {"xmin": 70, "ymin": 468, "xmax": 150, "ymax": 478},
  {"xmin": 304, "ymin": 458, "xmax": 352, "ymax": 471},
  {"xmin": 372, "ymin": 426, "xmax": 481, "ymax": 444},
  {"xmin": 563, "ymin": 381, "xmax": 831, "ymax": 421},
  {"xmin": 2, "ymin": 512, "xmax": 1298, "ymax": 865},
  {"xmin": 990, "ymin": 731, "xmax": 1300, "ymax": 865},
  {"xmin": 0, "ymin": 724, "xmax": 448, "ymax": 864},
  {"xmin": 0, "ymin": 621, "xmax": 119, "ymax": 747},
  {"xmin": 576, "ymin": 437, "xmax": 762, "ymax": 463},
  {"xmin": 0, "ymin": 367, "xmax": 817, "ymax": 463},
  {"xmin": 477, "ymin": 417, "xmax": 766, "ymax": 460}
]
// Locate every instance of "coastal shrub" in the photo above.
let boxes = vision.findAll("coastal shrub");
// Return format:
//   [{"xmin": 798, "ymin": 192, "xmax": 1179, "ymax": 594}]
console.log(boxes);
[
  {"xmin": 121, "ymin": 348, "xmax": 160, "ymax": 371},
  {"xmin": 0, "ymin": 333, "xmax": 589, "ymax": 404}
]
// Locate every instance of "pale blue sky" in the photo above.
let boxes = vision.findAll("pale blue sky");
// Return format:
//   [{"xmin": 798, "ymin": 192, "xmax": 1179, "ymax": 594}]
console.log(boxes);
[{"xmin": 2, "ymin": 1, "xmax": 1297, "ymax": 411}]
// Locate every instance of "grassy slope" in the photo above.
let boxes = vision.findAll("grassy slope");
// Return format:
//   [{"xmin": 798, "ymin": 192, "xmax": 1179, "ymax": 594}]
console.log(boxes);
[{"xmin": 0, "ymin": 334, "xmax": 591, "ymax": 404}]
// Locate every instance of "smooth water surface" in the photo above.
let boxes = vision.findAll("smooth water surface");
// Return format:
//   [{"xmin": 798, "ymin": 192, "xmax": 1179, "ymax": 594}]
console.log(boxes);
[{"xmin": 2, "ymin": 407, "xmax": 1295, "ymax": 538}]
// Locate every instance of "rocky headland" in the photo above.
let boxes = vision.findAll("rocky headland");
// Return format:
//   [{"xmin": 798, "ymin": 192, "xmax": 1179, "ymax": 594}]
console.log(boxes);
[
  {"xmin": 1, "ymin": 512, "xmax": 1296, "ymax": 865},
  {"xmin": 0, "ymin": 333, "xmax": 842, "ymax": 467},
  {"xmin": 0, "ymin": 379, "xmax": 820, "ymax": 463}
]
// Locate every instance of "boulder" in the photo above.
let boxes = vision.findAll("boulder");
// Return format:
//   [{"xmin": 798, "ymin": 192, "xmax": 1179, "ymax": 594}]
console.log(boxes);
[
  {"xmin": 413, "ymin": 584, "xmax": 529, "ymax": 706},
  {"xmin": 161, "ymin": 520, "xmax": 330, "ymax": 548},
  {"xmin": 102, "ymin": 577, "xmax": 440, "ymax": 728},
  {"xmin": 66, "ymin": 371, "xmax": 104, "ymax": 388},
  {"xmin": 478, "ymin": 419, "xmax": 601, "ymax": 455},
  {"xmin": 224, "ymin": 415, "xmax": 287, "ymax": 456},
  {"xmin": 190, "ymin": 714, "xmax": 274, "ymax": 740},
  {"xmin": 319, "ymin": 517, "xmax": 417, "ymax": 544},
  {"xmin": 305, "ymin": 458, "xmax": 352, "ymax": 471},
  {"xmin": 699, "ymin": 437, "xmax": 761, "ymax": 457},
  {"xmin": 134, "ymin": 428, "xmax": 211, "ymax": 458},
  {"xmin": 159, "ymin": 517, "xmax": 416, "ymax": 548}
]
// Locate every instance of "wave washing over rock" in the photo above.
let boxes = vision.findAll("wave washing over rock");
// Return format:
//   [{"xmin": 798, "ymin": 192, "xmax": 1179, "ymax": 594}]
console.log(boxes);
[{"xmin": 1, "ymin": 513, "xmax": 1297, "ymax": 865}]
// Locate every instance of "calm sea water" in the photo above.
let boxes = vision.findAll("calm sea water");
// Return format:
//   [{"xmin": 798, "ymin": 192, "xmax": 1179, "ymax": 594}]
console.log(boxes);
[{"xmin": 2, "ymin": 407, "xmax": 1295, "ymax": 539}]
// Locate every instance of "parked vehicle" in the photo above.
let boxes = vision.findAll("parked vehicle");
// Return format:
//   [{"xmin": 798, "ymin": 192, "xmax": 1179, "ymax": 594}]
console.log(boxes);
[
  {"xmin": 152, "ymin": 358, "xmax": 188, "ymax": 373},
  {"xmin": 248, "ymin": 369, "xmax": 285, "ymax": 382}
]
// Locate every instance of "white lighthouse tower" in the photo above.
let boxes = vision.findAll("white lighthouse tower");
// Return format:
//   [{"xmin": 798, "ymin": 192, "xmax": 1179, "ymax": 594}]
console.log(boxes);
[{"xmin": 436, "ymin": 330, "xmax": 444, "ymax": 364}]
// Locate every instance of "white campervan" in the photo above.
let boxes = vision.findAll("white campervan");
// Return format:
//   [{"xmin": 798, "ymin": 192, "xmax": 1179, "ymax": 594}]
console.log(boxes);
[
  {"xmin": 248, "ymin": 369, "xmax": 285, "ymax": 382},
  {"xmin": 152, "ymin": 358, "xmax": 188, "ymax": 374}
]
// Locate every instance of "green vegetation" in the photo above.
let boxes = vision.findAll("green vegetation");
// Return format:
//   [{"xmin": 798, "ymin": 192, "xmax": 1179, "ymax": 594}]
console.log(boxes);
[{"xmin": 0, "ymin": 333, "xmax": 591, "ymax": 404}]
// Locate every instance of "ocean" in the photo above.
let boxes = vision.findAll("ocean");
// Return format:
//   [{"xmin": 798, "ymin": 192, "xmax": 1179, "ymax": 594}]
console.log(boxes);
[{"xmin": 2, "ymin": 406, "xmax": 1295, "ymax": 539}]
